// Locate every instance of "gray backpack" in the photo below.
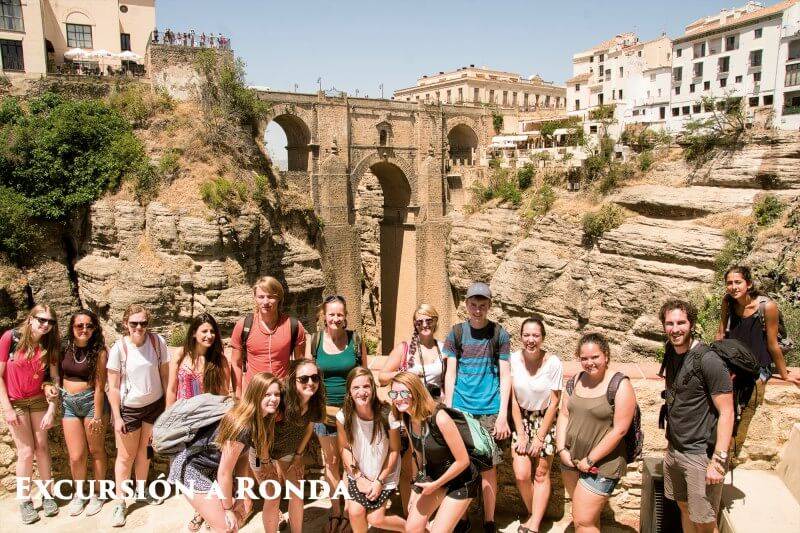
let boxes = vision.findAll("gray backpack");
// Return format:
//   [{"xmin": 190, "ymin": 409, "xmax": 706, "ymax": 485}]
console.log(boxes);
[{"xmin": 152, "ymin": 393, "xmax": 233, "ymax": 456}]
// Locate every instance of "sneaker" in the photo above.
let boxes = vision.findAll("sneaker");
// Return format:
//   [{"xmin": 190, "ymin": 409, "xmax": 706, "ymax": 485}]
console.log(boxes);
[
  {"xmin": 42, "ymin": 497, "xmax": 59, "ymax": 517},
  {"xmin": 85, "ymin": 497, "xmax": 104, "ymax": 517},
  {"xmin": 67, "ymin": 497, "xmax": 86, "ymax": 516},
  {"xmin": 19, "ymin": 500, "xmax": 40, "ymax": 525},
  {"xmin": 111, "ymin": 502, "xmax": 127, "ymax": 528},
  {"xmin": 137, "ymin": 491, "xmax": 164, "ymax": 506},
  {"xmin": 483, "ymin": 521, "xmax": 496, "ymax": 533}
]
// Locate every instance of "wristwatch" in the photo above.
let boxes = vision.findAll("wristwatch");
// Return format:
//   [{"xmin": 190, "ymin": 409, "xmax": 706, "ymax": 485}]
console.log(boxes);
[
  {"xmin": 713, "ymin": 450, "xmax": 728, "ymax": 462},
  {"xmin": 586, "ymin": 457, "xmax": 595, "ymax": 468}
]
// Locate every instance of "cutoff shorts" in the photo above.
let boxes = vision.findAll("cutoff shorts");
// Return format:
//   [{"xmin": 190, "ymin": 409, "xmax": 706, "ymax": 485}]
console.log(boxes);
[
  {"xmin": 62, "ymin": 388, "xmax": 110, "ymax": 419},
  {"xmin": 664, "ymin": 447, "xmax": 724, "ymax": 524}
]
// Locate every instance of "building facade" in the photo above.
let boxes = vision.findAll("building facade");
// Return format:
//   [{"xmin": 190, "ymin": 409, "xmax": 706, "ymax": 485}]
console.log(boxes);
[
  {"xmin": 393, "ymin": 65, "xmax": 566, "ymax": 111},
  {"xmin": 0, "ymin": 0, "xmax": 155, "ymax": 76}
]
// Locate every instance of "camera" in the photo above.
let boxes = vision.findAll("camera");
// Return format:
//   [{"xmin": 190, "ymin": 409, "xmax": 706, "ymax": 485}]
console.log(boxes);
[{"xmin": 426, "ymin": 384, "xmax": 441, "ymax": 398}]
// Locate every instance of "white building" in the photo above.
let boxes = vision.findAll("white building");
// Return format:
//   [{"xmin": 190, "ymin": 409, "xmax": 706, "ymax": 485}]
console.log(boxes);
[{"xmin": 668, "ymin": 0, "xmax": 800, "ymax": 131}]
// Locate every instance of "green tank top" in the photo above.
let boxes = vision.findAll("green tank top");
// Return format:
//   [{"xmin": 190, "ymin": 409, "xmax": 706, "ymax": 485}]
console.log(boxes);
[{"xmin": 315, "ymin": 331, "xmax": 357, "ymax": 407}]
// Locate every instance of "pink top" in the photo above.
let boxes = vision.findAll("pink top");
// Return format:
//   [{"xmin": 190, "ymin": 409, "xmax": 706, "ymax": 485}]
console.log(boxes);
[
  {"xmin": 0, "ymin": 330, "xmax": 47, "ymax": 401},
  {"xmin": 176, "ymin": 365, "xmax": 203, "ymax": 400}
]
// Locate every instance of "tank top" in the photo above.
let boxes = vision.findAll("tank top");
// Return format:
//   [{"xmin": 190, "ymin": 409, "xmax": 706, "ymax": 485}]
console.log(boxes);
[
  {"xmin": 727, "ymin": 308, "xmax": 771, "ymax": 367},
  {"xmin": 61, "ymin": 346, "xmax": 94, "ymax": 382},
  {"xmin": 176, "ymin": 365, "xmax": 203, "ymax": 400},
  {"xmin": 565, "ymin": 386, "xmax": 627, "ymax": 480},
  {"xmin": 315, "ymin": 331, "xmax": 358, "ymax": 407},
  {"xmin": 408, "ymin": 408, "xmax": 478, "ymax": 484}
]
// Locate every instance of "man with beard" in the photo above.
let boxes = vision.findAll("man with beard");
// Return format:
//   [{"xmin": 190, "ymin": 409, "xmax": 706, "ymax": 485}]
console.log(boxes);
[{"xmin": 659, "ymin": 299, "xmax": 734, "ymax": 533}]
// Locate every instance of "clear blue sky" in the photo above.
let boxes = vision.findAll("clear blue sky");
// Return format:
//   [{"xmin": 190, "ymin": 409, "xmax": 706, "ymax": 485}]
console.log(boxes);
[{"xmin": 157, "ymin": 0, "xmax": 737, "ymax": 95}]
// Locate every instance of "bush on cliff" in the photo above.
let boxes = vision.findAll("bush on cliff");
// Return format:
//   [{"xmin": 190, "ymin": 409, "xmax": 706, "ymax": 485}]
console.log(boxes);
[{"xmin": 582, "ymin": 203, "xmax": 625, "ymax": 241}]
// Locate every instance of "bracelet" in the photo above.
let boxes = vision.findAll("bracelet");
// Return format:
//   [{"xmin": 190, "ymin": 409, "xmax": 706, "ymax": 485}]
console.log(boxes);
[
  {"xmin": 556, "ymin": 448, "xmax": 568, "ymax": 455},
  {"xmin": 223, "ymin": 503, "xmax": 233, "ymax": 511}
]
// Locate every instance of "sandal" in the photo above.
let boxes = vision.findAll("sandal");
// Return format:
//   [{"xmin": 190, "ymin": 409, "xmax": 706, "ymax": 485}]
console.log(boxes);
[{"xmin": 188, "ymin": 513, "xmax": 204, "ymax": 532}]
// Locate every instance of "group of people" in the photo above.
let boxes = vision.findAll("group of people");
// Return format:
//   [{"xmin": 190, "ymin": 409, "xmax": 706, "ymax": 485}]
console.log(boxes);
[
  {"xmin": 151, "ymin": 29, "xmax": 231, "ymax": 50},
  {"xmin": 0, "ymin": 266, "xmax": 795, "ymax": 533}
]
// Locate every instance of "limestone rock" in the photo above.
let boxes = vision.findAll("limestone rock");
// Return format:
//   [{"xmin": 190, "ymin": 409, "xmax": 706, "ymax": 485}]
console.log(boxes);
[{"xmin": 613, "ymin": 185, "xmax": 763, "ymax": 217}]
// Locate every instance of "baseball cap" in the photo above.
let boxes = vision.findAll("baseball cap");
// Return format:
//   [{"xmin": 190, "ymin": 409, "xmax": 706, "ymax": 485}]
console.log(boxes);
[{"xmin": 465, "ymin": 282, "xmax": 492, "ymax": 300}]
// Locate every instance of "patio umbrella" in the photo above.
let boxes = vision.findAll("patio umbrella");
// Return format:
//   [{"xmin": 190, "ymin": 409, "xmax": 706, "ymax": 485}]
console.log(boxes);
[
  {"xmin": 64, "ymin": 47, "xmax": 88, "ymax": 59},
  {"xmin": 118, "ymin": 50, "xmax": 143, "ymax": 62},
  {"xmin": 89, "ymin": 49, "xmax": 112, "ymax": 59}
]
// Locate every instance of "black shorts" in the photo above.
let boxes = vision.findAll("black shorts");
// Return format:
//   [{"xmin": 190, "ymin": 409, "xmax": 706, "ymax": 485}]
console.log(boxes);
[
  {"xmin": 416, "ymin": 464, "xmax": 479, "ymax": 500},
  {"xmin": 120, "ymin": 396, "xmax": 165, "ymax": 433}
]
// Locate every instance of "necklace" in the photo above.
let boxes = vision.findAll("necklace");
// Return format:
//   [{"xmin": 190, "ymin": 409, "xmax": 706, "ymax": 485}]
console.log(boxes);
[{"xmin": 72, "ymin": 346, "xmax": 88, "ymax": 365}]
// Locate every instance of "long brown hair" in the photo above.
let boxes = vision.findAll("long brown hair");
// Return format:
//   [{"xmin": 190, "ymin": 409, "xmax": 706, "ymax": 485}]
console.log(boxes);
[
  {"xmin": 178, "ymin": 313, "xmax": 226, "ymax": 395},
  {"xmin": 63, "ymin": 309, "xmax": 105, "ymax": 386},
  {"xmin": 342, "ymin": 367, "xmax": 387, "ymax": 444},
  {"xmin": 216, "ymin": 372, "xmax": 282, "ymax": 461},
  {"xmin": 284, "ymin": 359, "xmax": 325, "ymax": 423},
  {"xmin": 389, "ymin": 371, "xmax": 437, "ymax": 423},
  {"xmin": 16, "ymin": 304, "xmax": 60, "ymax": 368}
]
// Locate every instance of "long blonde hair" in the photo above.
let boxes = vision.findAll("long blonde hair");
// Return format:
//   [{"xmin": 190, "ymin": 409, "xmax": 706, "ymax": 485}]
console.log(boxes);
[
  {"xmin": 16, "ymin": 304, "xmax": 60, "ymax": 367},
  {"xmin": 389, "ymin": 372, "xmax": 437, "ymax": 422},
  {"xmin": 216, "ymin": 372, "xmax": 282, "ymax": 461}
]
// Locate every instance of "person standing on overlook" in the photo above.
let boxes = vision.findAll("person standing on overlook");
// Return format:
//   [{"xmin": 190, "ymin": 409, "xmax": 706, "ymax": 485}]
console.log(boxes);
[
  {"xmin": 661, "ymin": 299, "xmax": 734, "ymax": 533},
  {"xmin": 230, "ymin": 276, "xmax": 307, "ymax": 397},
  {"xmin": 443, "ymin": 282, "xmax": 511, "ymax": 533}
]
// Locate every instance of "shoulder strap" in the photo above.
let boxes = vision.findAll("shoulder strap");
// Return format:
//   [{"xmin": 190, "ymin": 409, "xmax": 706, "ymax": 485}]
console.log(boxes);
[
  {"xmin": 240, "ymin": 313, "xmax": 254, "ymax": 372},
  {"xmin": 352, "ymin": 331, "xmax": 362, "ymax": 366},
  {"xmin": 565, "ymin": 373, "xmax": 579, "ymax": 396},
  {"xmin": 606, "ymin": 372, "xmax": 627, "ymax": 409},
  {"xmin": 453, "ymin": 323, "xmax": 464, "ymax": 360},
  {"xmin": 755, "ymin": 295, "xmax": 769, "ymax": 333},
  {"xmin": 149, "ymin": 332, "xmax": 163, "ymax": 365},
  {"xmin": 491, "ymin": 321, "xmax": 501, "ymax": 358},
  {"xmin": 310, "ymin": 331, "xmax": 321, "ymax": 360},
  {"xmin": 288, "ymin": 317, "xmax": 299, "ymax": 359},
  {"xmin": 8, "ymin": 329, "xmax": 20, "ymax": 362}
]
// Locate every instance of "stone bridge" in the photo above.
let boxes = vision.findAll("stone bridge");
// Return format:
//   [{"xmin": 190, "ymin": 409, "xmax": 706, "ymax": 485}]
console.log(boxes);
[{"xmin": 256, "ymin": 90, "xmax": 492, "ymax": 349}]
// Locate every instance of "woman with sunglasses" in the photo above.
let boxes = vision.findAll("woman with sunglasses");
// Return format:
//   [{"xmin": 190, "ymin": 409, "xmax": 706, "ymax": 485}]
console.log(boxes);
[
  {"xmin": 338, "ymin": 367, "xmax": 405, "ymax": 533},
  {"xmin": 0, "ymin": 304, "xmax": 61, "ymax": 524},
  {"xmin": 379, "ymin": 303, "xmax": 444, "ymax": 512},
  {"xmin": 389, "ymin": 372, "xmax": 478, "ymax": 533},
  {"xmin": 60, "ymin": 310, "xmax": 110, "ymax": 517},
  {"xmin": 106, "ymin": 304, "xmax": 170, "ymax": 527},
  {"xmin": 253, "ymin": 359, "xmax": 325, "ymax": 533},
  {"xmin": 307, "ymin": 294, "xmax": 367, "ymax": 532}
]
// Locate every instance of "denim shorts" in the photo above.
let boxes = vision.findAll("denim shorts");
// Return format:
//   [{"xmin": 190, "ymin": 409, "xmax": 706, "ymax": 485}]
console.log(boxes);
[
  {"xmin": 62, "ymin": 389, "xmax": 109, "ymax": 419},
  {"xmin": 313, "ymin": 422, "xmax": 337, "ymax": 437},
  {"xmin": 578, "ymin": 471, "xmax": 619, "ymax": 496}
]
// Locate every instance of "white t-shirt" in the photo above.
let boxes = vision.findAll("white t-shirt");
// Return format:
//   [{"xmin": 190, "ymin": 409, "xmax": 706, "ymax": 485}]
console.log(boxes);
[
  {"xmin": 509, "ymin": 350, "xmax": 563, "ymax": 412},
  {"xmin": 107, "ymin": 334, "xmax": 170, "ymax": 408},
  {"xmin": 405, "ymin": 340, "xmax": 445, "ymax": 389},
  {"xmin": 336, "ymin": 409, "xmax": 401, "ymax": 489}
]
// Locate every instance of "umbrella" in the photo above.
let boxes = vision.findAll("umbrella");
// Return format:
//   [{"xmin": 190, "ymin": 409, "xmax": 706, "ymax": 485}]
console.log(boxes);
[
  {"xmin": 117, "ymin": 50, "xmax": 143, "ymax": 62},
  {"xmin": 89, "ymin": 49, "xmax": 112, "ymax": 58},
  {"xmin": 64, "ymin": 47, "xmax": 88, "ymax": 59}
]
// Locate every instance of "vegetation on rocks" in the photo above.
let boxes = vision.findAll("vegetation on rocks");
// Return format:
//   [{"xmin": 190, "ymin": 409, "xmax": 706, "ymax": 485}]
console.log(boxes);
[
  {"xmin": 753, "ymin": 194, "xmax": 785, "ymax": 227},
  {"xmin": 681, "ymin": 96, "xmax": 746, "ymax": 166},
  {"xmin": 582, "ymin": 203, "xmax": 625, "ymax": 241},
  {"xmin": 200, "ymin": 177, "xmax": 249, "ymax": 214}
]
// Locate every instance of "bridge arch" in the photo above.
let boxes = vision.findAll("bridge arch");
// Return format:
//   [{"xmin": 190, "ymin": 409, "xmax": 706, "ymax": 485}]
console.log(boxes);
[
  {"xmin": 447, "ymin": 123, "xmax": 479, "ymax": 165},
  {"xmin": 351, "ymin": 152, "xmax": 417, "ymax": 206}
]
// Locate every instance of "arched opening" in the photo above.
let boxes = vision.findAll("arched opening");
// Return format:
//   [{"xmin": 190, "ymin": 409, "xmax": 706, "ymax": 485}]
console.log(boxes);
[
  {"xmin": 355, "ymin": 161, "xmax": 414, "ymax": 352},
  {"xmin": 448, "ymin": 124, "xmax": 478, "ymax": 165},
  {"xmin": 264, "ymin": 114, "xmax": 311, "ymax": 171}
]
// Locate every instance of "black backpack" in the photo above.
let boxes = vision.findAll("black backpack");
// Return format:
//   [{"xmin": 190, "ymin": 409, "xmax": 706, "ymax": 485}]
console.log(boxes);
[
  {"xmin": 4, "ymin": 329, "xmax": 51, "ymax": 382},
  {"xmin": 726, "ymin": 295, "xmax": 794, "ymax": 356},
  {"xmin": 239, "ymin": 314, "xmax": 299, "ymax": 373},
  {"xmin": 451, "ymin": 321, "xmax": 503, "ymax": 374},
  {"xmin": 566, "ymin": 371, "xmax": 643, "ymax": 464},
  {"xmin": 309, "ymin": 329, "xmax": 363, "ymax": 367}
]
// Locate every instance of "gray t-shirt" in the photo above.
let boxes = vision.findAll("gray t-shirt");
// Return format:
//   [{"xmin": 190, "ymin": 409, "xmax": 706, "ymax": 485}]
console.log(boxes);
[{"xmin": 664, "ymin": 342, "xmax": 733, "ymax": 456}]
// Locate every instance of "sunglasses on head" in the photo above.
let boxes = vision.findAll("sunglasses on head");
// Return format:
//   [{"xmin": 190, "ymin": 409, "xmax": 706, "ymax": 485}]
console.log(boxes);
[
  {"xmin": 128, "ymin": 320, "xmax": 149, "ymax": 328},
  {"xmin": 415, "ymin": 318, "xmax": 435, "ymax": 327},
  {"xmin": 297, "ymin": 374, "xmax": 320, "ymax": 384},
  {"xmin": 34, "ymin": 316, "xmax": 56, "ymax": 326},
  {"xmin": 387, "ymin": 390, "xmax": 411, "ymax": 400}
]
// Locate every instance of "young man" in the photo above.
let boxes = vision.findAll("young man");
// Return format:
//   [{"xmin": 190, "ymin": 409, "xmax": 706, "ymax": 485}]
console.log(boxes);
[
  {"xmin": 659, "ymin": 299, "xmax": 735, "ymax": 533},
  {"xmin": 443, "ymin": 282, "xmax": 511, "ymax": 533}
]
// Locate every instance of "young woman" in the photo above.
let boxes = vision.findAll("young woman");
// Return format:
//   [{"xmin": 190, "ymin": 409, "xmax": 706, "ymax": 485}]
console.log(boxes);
[
  {"xmin": 252, "ymin": 359, "xmax": 325, "ymax": 533},
  {"xmin": 556, "ymin": 333, "xmax": 636, "ymax": 533},
  {"xmin": 60, "ymin": 310, "xmax": 110, "ymax": 517},
  {"xmin": 379, "ymin": 303, "xmax": 445, "ymax": 513},
  {"xmin": 0, "ymin": 304, "xmax": 61, "ymax": 524},
  {"xmin": 307, "ymin": 295, "xmax": 367, "ymax": 532},
  {"xmin": 106, "ymin": 304, "xmax": 170, "ymax": 527},
  {"xmin": 166, "ymin": 313, "xmax": 231, "ymax": 407},
  {"xmin": 168, "ymin": 372, "xmax": 283, "ymax": 533},
  {"xmin": 230, "ymin": 276, "xmax": 308, "ymax": 397},
  {"xmin": 510, "ymin": 316, "xmax": 562, "ymax": 533},
  {"xmin": 338, "ymin": 367, "xmax": 405, "ymax": 533},
  {"xmin": 389, "ymin": 372, "xmax": 478, "ymax": 533}
]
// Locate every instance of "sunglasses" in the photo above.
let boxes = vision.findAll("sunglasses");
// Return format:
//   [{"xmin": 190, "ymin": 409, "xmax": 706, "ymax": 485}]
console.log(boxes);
[
  {"xmin": 415, "ymin": 318, "xmax": 436, "ymax": 327},
  {"xmin": 74, "ymin": 323, "xmax": 95, "ymax": 331},
  {"xmin": 387, "ymin": 390, "xmax": 411, "ymax": 400},
  {"xmin": 34, "ymin": 316, "xmax": 56, "ymax": 326},
  {"xmin": 297, "ymin": 374, "xmax": 320, "ymax": 384},
  {"xmin": 128, "ymin": 320, "xmax": 149, "ymax": 328}
]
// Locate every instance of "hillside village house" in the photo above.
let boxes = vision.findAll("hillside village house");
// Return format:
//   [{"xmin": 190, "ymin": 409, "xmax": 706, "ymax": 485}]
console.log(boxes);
[{"xmin": 0, "ymin": 0, "xmax": 154, "ymax": 76}]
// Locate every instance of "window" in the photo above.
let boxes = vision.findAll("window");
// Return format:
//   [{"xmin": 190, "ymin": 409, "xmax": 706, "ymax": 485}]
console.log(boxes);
[
  {"xmin": 676, "ymin": 48, "xmax": 682, "ymax": 58},
  {"xmin": 690, "ymin": 83, "xmax": 695, "ymax": 93},
  {"xmin": 673, "ymin": 66, "xmax": 683, "ymax": 82},
  {"xmin": 704, "ymin": 81, "xmax": 710, "ymax": 90},
  {"xmin": 489, "ymin": 89, "xmax": 494, "ymax": 103},
  {"xmin": 755, "ymin": 28, "xmax": 762, "ymax": 39},
  {"xmin": 575, "ymin": 84, "xmax": 580, "ymax": 91},
  {"xmin": 763, "ymin": 95, "xmax": 773, "ymax": 105},
  {"xmin": 693, "ymin": 62, "xmax": 703, "ymax": 78},
  {"xmin": 718, "ymin": 56, "xmax": 729, "ymax": 73},
  {"xmin": 605, "ymin": 69, "xmax": 611, "ymax": 78},
  {"xmin": 638, "ymin": 51, "xmax": 642, "ymax": 57},
  {"xmin": 523, "ymin": 93, "xmax": 528, "ymax": 108},
  {"xmin": 675, "ymin": 86, "xmax": 681, "ymax": 95},
  {"xmin": 786, "ymin": 63, "xmax": 800, "ymax": 87},
  {"xmin": 682, "ymin": 106, "xmax": 690, "ymax": 115},
  {"xmin": 446, "ymin": 90, "xmax": 451, "ymax": 104},
  {"xmin": 66, "ymin": 23, "xmax": 93, "ymax": 49},
  {"xmin": 720, "ymin": 78, "xmax": 727, "ymax": 87},
  {"xmin": 120, "ymin": 33, "xmax": 131, "ymax": 52},
  {"xmin": 693, "ymin": 103, "xmax": 701, "ymax": 113},
  {"xmin": 590, "ymin": 56, "xmax": 594, "ymax": 63},
  {"xmin": 545, "ymin": 95, "xmax": 551, "ymax": 107},
  {"xmin": 473, "ymin": 87, "xmax": 479, "ymax": 102},
  {"xmin": 754, "ymin": 72, "xmax": 761, "ymax": 82},
  {"xmin": 379, "ymin": 129, "xmax": 387, "ymax": 146},
  {"xmin": 660, "ymin": 107, "xmax": 666, "ymax": 119},
  {"xmin": 575, "ymin": 99, "xmax": 580, "ymax": 110},
  {"xmin": 598, "ymin": 93, "xmax": 604, "ymax": 105},
  {"xmin": 502, "ymin": 91, "xmax": 507, "ymax": 105},
  {"xmin": 693, "ymin": 42, "xmax": 706, "ymax": 58},
  {"xmin": 0, "ymin": 38, "xmax": 23, "ymax": 70},
  {"xmin": 599, "ymin": 54, "xmax": 604, "ymax": 62},
  {"xmin": 709, "ymin": 38, "xmax": 721, "ymax": 55},
  {"xmin": 0, "ymin": 0, "xmax": 23, "ymax": 31},
  {"xmin": 633, "ymin": 109, "xmax": 640, "ymax": 116},
  {"xmin": 619, "ymin": 66, "xmax": 624, "ymax": 77},
  {"xmin": 749, "ymin": 49, "xmax": 762, "ymax": 68},
  {"xmin": 672, "ymin": 107, "xmax": 680, "ymax": 117},
  {"xmin": 735, "ymin": 75, "xmax": 742, "ymax": 83},
  {"xmin": 725, "ymin": 35, "xmax": 737, "ymax": 51},
  {"xmin": 618, "ymin": 89, "xmax": 623, "ymax": 99},
  {"xmin": 458, "ymin": 88, "xmax": 463, "ymax": 102},
  {"xmin": 512, "ymin": 91, "xmax": 517, "ymax": 106},
  {"xmin": 749, "ymin": 96, "xmax": 759, "ymax": 107},
  {"xmin": 589, "ymin": 125, "xmax": 598, "ymax": 133},
  {"xmin": 790, "ymin": 40, "xmax": 800, "ymax": 61}
]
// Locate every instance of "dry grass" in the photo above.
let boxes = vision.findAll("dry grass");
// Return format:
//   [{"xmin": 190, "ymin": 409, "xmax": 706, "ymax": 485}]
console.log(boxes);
[{"xmin": 697, "ymin": 212, "xmax": 753, "ymax": 230}]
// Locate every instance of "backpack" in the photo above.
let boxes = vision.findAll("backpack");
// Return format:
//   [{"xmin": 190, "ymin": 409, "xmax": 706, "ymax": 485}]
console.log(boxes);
[
  {"xmin": 151, "ymin": 393, "xmax": 234, "ymax": 456},
  {"xmin": 239, "ymin": 314, "xmax": 299, "ymax": 373},
  {"xmin": 726, "ymin": 295, "xmax": 794, "ymax": 356},
  {"xmin": 115, "ymin": 332, "xmax": 165, "ymax": 400},
  {"xmin": 566, "ymin": 372, "xmax": 643, "ymax": 464},
  {"xmin": 678, "ymin": 339, "xmax": 759, "ymax": 439},
  {"xmin": 408, "ymin": 405, "xmax": 497, "ymax": 472},
  {"xmin": 451, "ymin": 321, "xmax": 503, "ymax": 374},
  {"xmin": 309, "ymin": 329, "xmax": 363, "ymax": 367},
  {"xmin": 4, "ymin": 329, "xmax": 52, "ymax": 382}
]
